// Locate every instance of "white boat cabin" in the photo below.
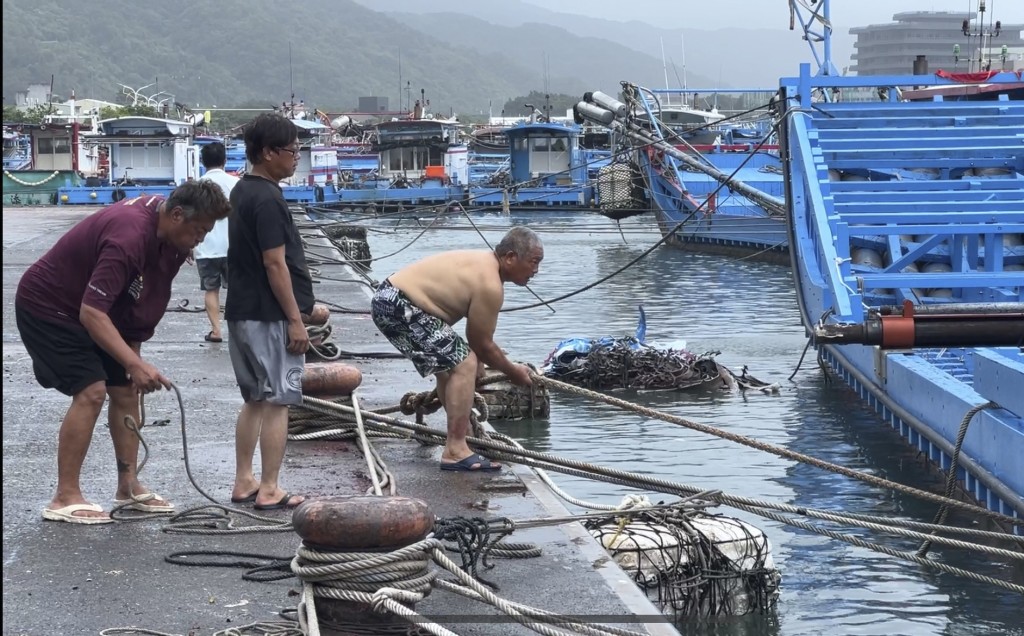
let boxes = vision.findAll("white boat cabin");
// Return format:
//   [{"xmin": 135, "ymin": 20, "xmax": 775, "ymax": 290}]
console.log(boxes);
[
  {"xmin": 373, "ymin": 119, "xmax": 469, "ymax": 185},
  {"xmin": 92, "ymin": 117, "xmax": 198, "ymax": 185}
]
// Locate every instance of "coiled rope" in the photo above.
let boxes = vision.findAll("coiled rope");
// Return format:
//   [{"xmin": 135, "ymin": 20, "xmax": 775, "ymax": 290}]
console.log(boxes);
[{"xmin": 293, "ymin": 537, "xmax": 649, "ymax": 636}]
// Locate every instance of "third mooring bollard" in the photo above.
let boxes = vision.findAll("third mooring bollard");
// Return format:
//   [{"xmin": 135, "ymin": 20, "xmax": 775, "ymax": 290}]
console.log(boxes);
[{"xmin": 292, "ymin": 496, "xmax": 435, "ymax": 628}]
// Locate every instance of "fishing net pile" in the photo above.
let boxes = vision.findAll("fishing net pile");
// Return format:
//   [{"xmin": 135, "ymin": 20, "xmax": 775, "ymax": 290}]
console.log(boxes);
[
  {"xmin": 540, "ymin": 306, "xmax": 779, "ymax": 393},
  {"xmin": 586, "ymin": 500, "xmax": 781, "ymax": 616},
  {"xmin": 543, "ymin": 337, "xmax": 729, "ymax": 391}
]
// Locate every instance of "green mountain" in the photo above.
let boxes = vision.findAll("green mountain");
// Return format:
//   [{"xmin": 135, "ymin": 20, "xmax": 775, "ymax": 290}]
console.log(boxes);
[
  {"xmin": 1, "ymin": 0, "xmax": 585, "ymax": 114},
  {"xmin": 359, "ymin": 0, "xmax": 824, "ymax": 88},
  {"xmin": 384, "ymin": 11, "xmax": 718, "ymax": 97}
]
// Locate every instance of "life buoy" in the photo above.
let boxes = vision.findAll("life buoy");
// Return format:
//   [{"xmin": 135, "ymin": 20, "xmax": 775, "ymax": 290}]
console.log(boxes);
[{"xmin": 112, "ymin": 188, "xmax": 126, "ymax": 202}]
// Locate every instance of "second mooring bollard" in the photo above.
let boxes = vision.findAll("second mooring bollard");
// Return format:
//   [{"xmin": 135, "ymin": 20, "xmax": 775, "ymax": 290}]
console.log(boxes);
[{"xmin": 292, "ymin": 496, "xmax": 435, "ymax": 628}]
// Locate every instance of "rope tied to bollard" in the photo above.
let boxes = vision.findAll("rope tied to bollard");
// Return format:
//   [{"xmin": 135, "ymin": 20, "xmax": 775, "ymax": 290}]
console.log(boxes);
[
  {"xmin": 295, "ymin": 394, "xmax": 1024, "ymax": 594},
  {"xmin": 292, "ymin": 536, "xmax": 649, "ymax": 636}
]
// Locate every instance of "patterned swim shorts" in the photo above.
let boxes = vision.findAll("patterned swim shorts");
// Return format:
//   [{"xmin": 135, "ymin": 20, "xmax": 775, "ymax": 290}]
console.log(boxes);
[{"xmin": 371, "ymin": 279, "xmax": 471, "ymax": 377}]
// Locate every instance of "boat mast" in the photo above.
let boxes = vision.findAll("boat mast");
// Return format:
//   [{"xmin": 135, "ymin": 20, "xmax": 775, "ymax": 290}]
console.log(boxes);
[
  {"xmin": 660, "ymin": 37, "xmax": 671, "ymax": 106},
  {"xmin": 789, "ymin": 0, "xmax": 839, "ymax": 77},
  {"xmin": 681, "ymin": 33, "xmax": 688, "ymax": 106}
]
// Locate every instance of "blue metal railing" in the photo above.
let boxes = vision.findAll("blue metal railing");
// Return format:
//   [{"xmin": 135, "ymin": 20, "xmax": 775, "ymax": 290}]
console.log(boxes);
[{"xmin": 782, "ymin": 63, "xmax": 1024, "ymax": 324}]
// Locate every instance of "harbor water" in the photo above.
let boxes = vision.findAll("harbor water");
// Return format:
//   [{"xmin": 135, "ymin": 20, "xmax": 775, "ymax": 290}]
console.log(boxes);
[{"xmin": 328, "ymin": 209, "xmax": 1023, "ymax": 636}]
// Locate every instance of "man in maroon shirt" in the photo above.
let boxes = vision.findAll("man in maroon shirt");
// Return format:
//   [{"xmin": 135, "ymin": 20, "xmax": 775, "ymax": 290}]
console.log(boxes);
[{"xmin": 15, "ymin": 181, "xmax": 231, "ymax": 524}]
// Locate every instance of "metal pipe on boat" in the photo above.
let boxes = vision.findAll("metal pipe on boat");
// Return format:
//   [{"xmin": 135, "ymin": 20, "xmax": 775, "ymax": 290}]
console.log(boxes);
[
  {"xmin": 574, "ymin": 101, "xmax": 615, "ymax": 126},
  {"xmin": 814, "ymin": 316, "xmax": 1024, "ymax": 348},
  {"xmin": 586, "ymin": 91, "xmax": 628, "ymax": 118},
  {"xmin": 877, "ymin": 302, "xmax": 1024, "ymax": 316}
]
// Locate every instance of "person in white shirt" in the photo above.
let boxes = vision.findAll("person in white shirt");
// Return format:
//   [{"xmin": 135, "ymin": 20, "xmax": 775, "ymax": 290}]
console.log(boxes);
[{"xmin": 195, "ymin": 142, "xmax": 240, "ymax": 342}]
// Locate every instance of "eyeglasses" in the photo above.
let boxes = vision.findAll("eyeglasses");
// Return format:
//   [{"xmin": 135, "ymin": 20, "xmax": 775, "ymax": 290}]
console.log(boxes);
[{"xmin": 276, "ymin": 146, "xmax": 300, "ymax": 156}]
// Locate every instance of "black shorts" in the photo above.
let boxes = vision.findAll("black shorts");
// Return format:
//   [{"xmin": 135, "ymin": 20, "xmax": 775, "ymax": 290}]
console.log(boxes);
[
  {"xmin": 15, "ymin": 305, "xmax": 130, "ymax": 396},
  {"xmin": 197, "ymin": 257, "xmax": 228, "ymax": 291}
]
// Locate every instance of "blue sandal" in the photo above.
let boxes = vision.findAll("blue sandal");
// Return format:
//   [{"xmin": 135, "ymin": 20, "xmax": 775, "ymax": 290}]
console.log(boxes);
[{"xmin": 440, "ymin": 453, "xmax": 502, "ymax": 472}]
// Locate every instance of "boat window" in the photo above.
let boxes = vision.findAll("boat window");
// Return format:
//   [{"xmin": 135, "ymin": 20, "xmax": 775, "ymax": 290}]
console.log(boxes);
[
  {"xmin": 531, "ymin": 138, "xmax": 550, "ymax": 152},
  {"xmin": 36, "ymin": 137, "xmax": 71, "ymax": 155},
  {"xmin": 428, "ymin": 146, "xmax": 442, "ymax": 165},
  {"xmin": 551, "ymin": 139, "xmax": 566, "ymax": 152}
]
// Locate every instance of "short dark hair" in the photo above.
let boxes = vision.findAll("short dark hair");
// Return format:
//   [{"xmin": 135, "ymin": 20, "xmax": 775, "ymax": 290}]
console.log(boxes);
[
  {"xmin": 166, "ymin": 180, "xmax": 231, "ymax": 223},
  {"xmin": 244, "ymin": 113, "xmax": 298, "ymax": 165},
  {"xmin": 495, "ymin": 226, "xmax": 542, "ymax": 258},
  {"xmin": 200, "ymin": 142, "xmax": 226, "ymax": 169}
]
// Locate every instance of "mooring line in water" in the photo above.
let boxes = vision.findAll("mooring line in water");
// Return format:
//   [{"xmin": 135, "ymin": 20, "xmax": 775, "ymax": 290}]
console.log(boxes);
[
  {"xmin": 298, "ymin": 396, "xmax": 1024, "ymax": 594},
  {"xmin": 916, "ymin": 401, "xmax": 1000, "ymax": 559},
  {"xmin": 531, "ymin": 374, "xmax": 1024, "ymax": 529}
]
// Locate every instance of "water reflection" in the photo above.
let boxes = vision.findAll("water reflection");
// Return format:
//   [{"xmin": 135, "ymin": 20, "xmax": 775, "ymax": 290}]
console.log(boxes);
[{"xmin": 351, "ymin": 211, "xmax": 1022, "ymax": 636}]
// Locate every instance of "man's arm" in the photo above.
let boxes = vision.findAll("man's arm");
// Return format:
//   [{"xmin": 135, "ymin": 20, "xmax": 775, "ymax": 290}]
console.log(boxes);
[
  {"xmin": 262, "ymin": 245, "xmax": 309, "ymax": 354},
  {"xmin": 465, "ymin": 285, "xmax": 531, "ymax": 385}
]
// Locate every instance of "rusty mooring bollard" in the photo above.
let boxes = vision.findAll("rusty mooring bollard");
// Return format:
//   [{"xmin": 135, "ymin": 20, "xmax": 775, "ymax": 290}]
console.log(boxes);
[{"xmin": 292, "ymin": 496, "xmax": 435, "ymax": 628}]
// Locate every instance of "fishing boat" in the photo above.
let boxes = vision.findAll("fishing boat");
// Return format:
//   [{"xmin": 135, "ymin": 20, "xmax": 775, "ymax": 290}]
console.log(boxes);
[
  {"xmin": 775, "ymin": 0, "xmax": 1023, "ymax": 529},
  {"xmin": 576, "ymin": 84, "xmax": 787, "ymax": 258},
  {"xmin": 576, "ymin": 89, "xmax": 786, "ymax": 252},
  {"xmin": 576, "ymin": 0, "xmax": 1023, "ymax": 531},
  {"xmin": 3, "ymin": 126, "xmax": 32, "ymax": 171},
  {"xmin": 313, "ymin": 100, "xmax": 469, "ymax": 215},
  {"xmin": 469, "ymin": 117, "xmax": 600, "ymax": 210},
  {"xmin": 58, "ymin": 115, "xmax": 199, "ymax": 205},
  {"xmin": 3, "ymin": 98, "xmax": 102, "ymax": 206}
]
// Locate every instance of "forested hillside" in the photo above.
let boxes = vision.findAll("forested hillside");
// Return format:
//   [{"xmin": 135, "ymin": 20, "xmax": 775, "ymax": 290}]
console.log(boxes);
[{"xmin": 2, "ymin": 0, "xmax": 581, "ymax": 113}]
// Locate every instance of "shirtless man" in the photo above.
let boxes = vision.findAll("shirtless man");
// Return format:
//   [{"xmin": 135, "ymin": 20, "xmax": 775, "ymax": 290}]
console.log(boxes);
[{"xmin": 371, "ymin": 227, "xmax": 541, "ymax": 471}]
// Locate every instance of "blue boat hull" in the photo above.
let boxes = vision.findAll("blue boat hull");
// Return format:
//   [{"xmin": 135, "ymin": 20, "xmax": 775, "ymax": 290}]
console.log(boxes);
[
  {"xmin": 821, "ymin": 343, "xmax": 1024, "ymax": 521},
  {"xmin": 780, "ymin": 65, "xmax": 1024, "ymax": 526},
  {"xmin": 645, "ymin": 151, "xmax": 789, "ymax": 262}
]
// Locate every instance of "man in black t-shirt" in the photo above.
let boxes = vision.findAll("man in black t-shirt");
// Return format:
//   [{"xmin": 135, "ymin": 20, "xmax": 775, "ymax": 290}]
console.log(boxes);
[{"xmin": 225, "ymin": 113, "xmax": 312, "ymax": 510}]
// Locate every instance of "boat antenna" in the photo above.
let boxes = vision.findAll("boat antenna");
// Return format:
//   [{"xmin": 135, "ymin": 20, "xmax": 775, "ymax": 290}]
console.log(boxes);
[
  {"xmin": 660, "ymin": 37, "xmax": 670, "ymax": 104},
  {"xmin": 681, "ymin": 33, "xmax": 688, "ymax": 100},
  {"xmin": 542, "ymin": 51, "xmax": 551, "ymax": 97},
  {"xmin": 289, "ymin": 42, "xmax": 294, "ymax": 103},
  {"xmin": 398, "ymin": 47, "xmax": 402, "ymax": 112}
]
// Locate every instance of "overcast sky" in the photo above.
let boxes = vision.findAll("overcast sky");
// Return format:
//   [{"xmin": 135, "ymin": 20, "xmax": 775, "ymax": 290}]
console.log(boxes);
[{"xmin": 518, "ymin": 0, "xmax": 1024, "ymax": 31}]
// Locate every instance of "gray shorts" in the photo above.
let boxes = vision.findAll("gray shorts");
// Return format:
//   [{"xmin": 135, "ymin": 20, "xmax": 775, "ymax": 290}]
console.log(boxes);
[
  {"xmin": 197, "ymin": 257, "xmax": 228, "ymax": 291},
  {"xmin": 227, "ymin": 320, "xmax": 304, "ymax": 406}
]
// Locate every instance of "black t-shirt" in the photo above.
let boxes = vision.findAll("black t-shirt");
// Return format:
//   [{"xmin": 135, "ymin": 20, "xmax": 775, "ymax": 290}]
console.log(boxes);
[{"xmin": 225, "ymin": 175, "xmax": 314, "ymax": 321}]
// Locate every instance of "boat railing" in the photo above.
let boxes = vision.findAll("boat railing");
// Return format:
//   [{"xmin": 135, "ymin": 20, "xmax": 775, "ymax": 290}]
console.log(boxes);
[{"xmin": 780, "ymin": 64, "xmax": 1024, "ymax": 326}]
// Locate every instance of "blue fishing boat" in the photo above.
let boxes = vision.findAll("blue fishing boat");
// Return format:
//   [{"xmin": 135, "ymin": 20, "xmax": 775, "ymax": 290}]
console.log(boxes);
[
  {"xmin": 58, "ymin": 116, "xmax": 199, "ymax": 205},
  {"xmin": 469, "ymin": 119, "xmax": 598, "ymax": 210},
  {"xmin": 576, "ymin": 0, "xmax": 1023, "ymax": 532},
  {"xmin": 3, "ymin": 126, "xmax": 32, "ymax": 171},
  {"xmin": 776, "ymin": 3, "xmax": 1023, "ymax": 528},
  {"xmin": 314, "ymin": 110, "xmax": 469, "ymax": 214},
  {"xmin": 576, "ymin": 86, "xmax": 788, "ymax": 258}
]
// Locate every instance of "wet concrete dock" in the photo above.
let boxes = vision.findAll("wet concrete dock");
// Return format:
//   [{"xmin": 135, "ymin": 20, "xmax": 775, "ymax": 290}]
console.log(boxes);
[{"xmin": 2, "ymin": 206, "xmax": 678, "ymax": 636}]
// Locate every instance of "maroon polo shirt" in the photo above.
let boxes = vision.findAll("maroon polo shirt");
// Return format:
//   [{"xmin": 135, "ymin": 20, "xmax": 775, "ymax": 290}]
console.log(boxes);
[{"xmin": 16, "ymin": 196, "xmax": 188, "ymax": 343}]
